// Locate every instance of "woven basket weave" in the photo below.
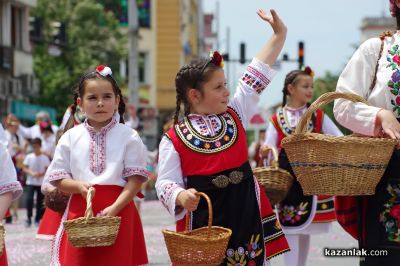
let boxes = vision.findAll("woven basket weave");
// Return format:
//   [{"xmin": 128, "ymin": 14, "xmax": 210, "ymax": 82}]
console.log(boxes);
[
  {"xmin": 162, "ymin": 192, "xmax": 232, "ymax": 266},
  {"xmin": 0, "ymin": 224, "xmax": 4, "ymax": 256},
  {"xmin": 63, "ymin": 187, "xmax": 121, "ymax": 247},
  {"xmin": 281, "ymin": 92, "xmax": 396, "ymax": 196},
  {"xmin": 253, "ymin": 147, "xmax": 294, "ymax": 205}
]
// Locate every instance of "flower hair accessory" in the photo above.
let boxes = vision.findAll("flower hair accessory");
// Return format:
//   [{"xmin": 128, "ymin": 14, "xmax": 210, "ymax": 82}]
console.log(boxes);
[
  {"xmin": 303, "ymin": 66, "xmax": 314, "ymax": 77},
  {"xmin": 96, "ymin": 65, "xmax": 113, "ymax": 77},
  {"xmin": 390, "ymin": 0, "xmax": 397, "ymax": 17},
  {"xmin": 209, "ymin": 50, "xmax": 224, "ymax": 68}
]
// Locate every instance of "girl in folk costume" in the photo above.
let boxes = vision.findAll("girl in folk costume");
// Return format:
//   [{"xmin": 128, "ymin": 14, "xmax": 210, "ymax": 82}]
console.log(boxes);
[
  {"xmin": 333, "ymin": 1, "xmax": 400, "ymax": 264},
  {"xmin": 156, "ymin": 8, "xmax": 289, "ymax": 265},
  {"xmin": 0, "ymin": 127, "xmax": 23, "ymax": 265},
  {"xmin": 44, "ymin": 65, "xmax": 148, "ymax": 266},
  {"xmin": 260, "ymin": 67, "xmax": 342, "ymax": 266}
]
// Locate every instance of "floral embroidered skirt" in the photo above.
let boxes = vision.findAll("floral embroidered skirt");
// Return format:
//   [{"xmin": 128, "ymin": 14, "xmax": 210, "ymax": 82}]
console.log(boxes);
[
  {"xmin": 359, "ymin": 149, "xmax": 400, "ymax": 265},
  {"xmin": 177, "ymin": 162, "xmax": 289, "ymax": 265}
]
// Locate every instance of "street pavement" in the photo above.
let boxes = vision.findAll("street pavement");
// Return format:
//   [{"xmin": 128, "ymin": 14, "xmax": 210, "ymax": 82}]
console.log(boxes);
[{"xmin": 5, "ymin": 200, "xmax": 359, "ymax": 266}]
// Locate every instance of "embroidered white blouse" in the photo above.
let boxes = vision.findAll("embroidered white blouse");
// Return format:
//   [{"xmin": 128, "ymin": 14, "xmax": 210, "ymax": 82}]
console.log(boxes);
[
  {"xmin": 264, "ymin": 105, "xmax": 343, "ymax": 151},
  {"xmin": 156, "ymin": 58, "xmax": 276, "ymax": 220},
  {"xmin": 0, "ymin": 143, "xmax": 23, "ymax": 200},
  {"xmin": 333, "ymin": 33, "xmax": 400, "ymax": 135},
  {"xmin": 44, "ymin": 116, "xmax": 148, "ymax": 188}
]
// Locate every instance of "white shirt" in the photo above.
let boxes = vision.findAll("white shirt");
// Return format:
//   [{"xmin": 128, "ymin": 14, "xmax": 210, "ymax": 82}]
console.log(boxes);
[
  {"xmin": 333, "ymin": 34, "xmax": 400, "ymax": 135},
  {"xmin": 19, "ymin": 124, "xmax": 59, "ymax": 140},
  {"xmin": 155, "ymin": 58, "xmax": 276, "ymax": 220},
  {"xmin": 0, "ymin": 143, "xmax": 23, "ymax": 200},
  {"xmin": 264, "ymin": 105, "xmax": 344, "ymax": 150},
  {"xmin": 23, "ymin": 153, "xmax": 50, "ymax": 186},
  {"xmin": 41, "ymin": 133, "xmax": 56, "ymax": 158},
  {"xmin": 44, "ymin": 116, "xmax": 148, "ymax": 188}
]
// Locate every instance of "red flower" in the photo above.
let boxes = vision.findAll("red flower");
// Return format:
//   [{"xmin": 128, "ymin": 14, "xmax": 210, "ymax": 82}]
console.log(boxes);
[
  {"xmin": 211, "ymin": 51, "xmax": 223, "ymax": 67},
  {"xmin": 389, "ymin": 204, "xmax": 400, "ymax": 220},
  {"xmin": 394, "ymin": 55, "xmax": 400, "ymax": 65},
  {"xmin": 396, "ymin": 95, "xmax": 400, "ymax": 106}
]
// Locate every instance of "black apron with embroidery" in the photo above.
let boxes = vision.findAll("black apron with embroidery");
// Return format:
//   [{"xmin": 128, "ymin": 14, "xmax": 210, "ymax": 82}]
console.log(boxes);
[
  {"xmin": 276, "ymin": 149, "xmax": 314, "ymax": 227},
  {"xmin": 187, "ymin": 162, "xmax": 265, "ymax": 265},
  {"xmin": 359, "ymin": 148, "xmax": 400, "ymax": 266}
]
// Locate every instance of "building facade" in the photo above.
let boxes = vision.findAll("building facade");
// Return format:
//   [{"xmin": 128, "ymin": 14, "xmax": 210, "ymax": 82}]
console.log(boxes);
[{"xmin": 0, "ymin": 0, "xmax": 38, "ymax": 118}]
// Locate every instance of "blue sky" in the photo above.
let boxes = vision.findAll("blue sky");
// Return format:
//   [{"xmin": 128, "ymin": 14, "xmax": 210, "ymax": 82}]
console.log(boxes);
[{"xmin": 203, "ymin": 0, "xmax": 391, "ymax": 108}]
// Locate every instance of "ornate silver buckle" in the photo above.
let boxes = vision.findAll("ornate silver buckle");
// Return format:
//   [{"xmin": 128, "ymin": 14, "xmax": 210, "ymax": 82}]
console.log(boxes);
[
  {"xmin": 211, "ymin": 171, "xmax": 244, "ymax": 188},
  {"xmin": 211, "ymin": 175, "xmax": 230, "ymax": 188}
]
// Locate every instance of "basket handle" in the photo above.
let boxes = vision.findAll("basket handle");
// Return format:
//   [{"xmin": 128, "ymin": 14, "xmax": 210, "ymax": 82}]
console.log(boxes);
[
  {"xmin": 295, "ymin": 92, "xmax": 368, "ymax": 134},
  {"xmin": 258, "ymin": 146, "xmax": 279, "ymax": 170},
  {"xmin": 185, "ymin": 192, "xmax": 213, "ymax": 236},
  {"xmin": 84, "ymin": 187, "xmax": 95, "ymax": 222}
]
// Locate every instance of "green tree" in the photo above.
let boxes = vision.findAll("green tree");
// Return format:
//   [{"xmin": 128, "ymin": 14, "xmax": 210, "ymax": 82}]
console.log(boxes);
[{"xmin": 31, "ymin": 0, "xmax": 127, "ymax": 121}]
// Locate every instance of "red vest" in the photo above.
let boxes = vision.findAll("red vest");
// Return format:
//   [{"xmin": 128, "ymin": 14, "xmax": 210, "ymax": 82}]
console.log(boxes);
[{"xmin": 166, "ymin": 108, "xmax": 248, "ymax": 176}]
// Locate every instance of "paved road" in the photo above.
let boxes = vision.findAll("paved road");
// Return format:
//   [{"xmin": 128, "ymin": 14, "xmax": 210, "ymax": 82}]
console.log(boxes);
[{"xmin": 5, "ymin": 200, "xmax": 359, "ymax": 265}]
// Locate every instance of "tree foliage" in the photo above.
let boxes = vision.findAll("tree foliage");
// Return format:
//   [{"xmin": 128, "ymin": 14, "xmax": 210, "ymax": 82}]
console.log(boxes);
[{"xmin": 31, "ymin": 0, "xmax": 127, "ymax": 121}]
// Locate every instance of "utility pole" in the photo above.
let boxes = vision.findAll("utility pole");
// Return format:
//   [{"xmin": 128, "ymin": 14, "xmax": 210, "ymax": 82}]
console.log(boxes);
[
  {"xmin": 128, "ymin": 0, "xmax": 139, "ymax": 108},
  {"xmin": 215, "ymin": 1, "xmax": 220, "ymax": 51}
]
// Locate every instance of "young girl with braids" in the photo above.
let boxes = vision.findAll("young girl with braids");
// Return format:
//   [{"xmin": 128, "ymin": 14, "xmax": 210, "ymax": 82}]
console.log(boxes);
[
  {"xmin": 156, "ymin": 8, "xmax": 289, "ymax": 265},
  {"xmin": 260, "ymin": 67, "xmax": 342, "ymax": 266},
  {"xmin": 333, "ymin": 1, "xmax": 400, "ymax": 265},
  {"xmin": 43, "ymin": 65, "xmax": 148, "ymax": 265}
]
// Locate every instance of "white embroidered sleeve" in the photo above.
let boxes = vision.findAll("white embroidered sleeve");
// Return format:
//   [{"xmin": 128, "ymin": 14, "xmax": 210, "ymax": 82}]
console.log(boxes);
[
  {"xmin": 44, "ymin": 132, "xmax": 73, "ymax": 185},
  {"xmin": 263, "ymin": 121, "xmax": 278, "ymax": 166},
  {"xmin": 334, "ymin": 38, "xmax": 382, "ymax": 136},
  {"xmin": 0, "ymin": 144, "xmax": 22, "ymax": 200},
  {"xmin": 123, "ymin": 130, "xmax": 149, "ymax": 182},
  {"xmin": 229, "ymin": 57, "xmax": 277, "ymax": 128},
  {"xmin": 322, "ymin": 114, "xmax": 343, "ymax": 137},
  {"xmin": 155, "ymin": 136, "xmax": 186, "ymax": 221}
]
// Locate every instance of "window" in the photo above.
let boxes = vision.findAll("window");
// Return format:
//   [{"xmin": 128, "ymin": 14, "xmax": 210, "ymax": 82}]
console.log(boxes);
[{"xmin": 11, "ymin": 6, "xmax": 23, "ymax": 49}]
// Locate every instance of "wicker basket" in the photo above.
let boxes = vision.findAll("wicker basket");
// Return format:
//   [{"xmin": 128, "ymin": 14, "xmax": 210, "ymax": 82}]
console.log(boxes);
[
  {"xmin": 0, "ymin": 224, "xmax": 4, "ymax": 256},
  {"xmin": 253, "ymin": 147, "xmax": 294, "ymax": 205},
  {"xmin": 162, "ymin": 192, "xmax": 232, "ymax": 266},
  {"xmin": 44, "ymin": 189, "xmax": 70, "ymax": 213},
  {"xmin": 63, "ymin": 187, "xmax": 121, "ymax": 247},
  {"xmin": 281, "ymin": 92, "xmax": 397, "ymax": 196}
]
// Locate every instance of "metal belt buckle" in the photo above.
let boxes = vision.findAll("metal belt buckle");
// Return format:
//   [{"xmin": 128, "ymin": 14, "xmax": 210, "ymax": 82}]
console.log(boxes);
[
  {"xmin": 229, "ymin": 171, "xmax": 244, "ymax": 184},
  {"xmin": 211, "ymin": 175, "xmax": 230, "ymax": 188}
]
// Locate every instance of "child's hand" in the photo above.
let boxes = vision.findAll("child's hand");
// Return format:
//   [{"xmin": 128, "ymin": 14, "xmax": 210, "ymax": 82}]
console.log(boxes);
[
  {"xmin": 256, "ymin": 9, "xmax": 287, "ymax": 36},
  {"xmin": 176, "ymin": 188, "xmax": 200, "ymax": 211},
  {"xmin": 78, "ymin": 182, "xmax": 93, "ymax": 199},
  {"xmin": 97, "ymin": 205, "xmax": 118, "ymax": 217},
  {"xmin": 375, "ymin": 109, "xmax": 400, "ymax": 148},
  {"xmin": 259, "ymin": 144, "xmax": 271, "ymax": 158}
]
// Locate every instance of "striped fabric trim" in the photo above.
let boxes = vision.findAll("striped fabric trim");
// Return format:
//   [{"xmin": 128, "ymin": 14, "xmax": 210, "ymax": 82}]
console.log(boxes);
[{"xmin": 291, "ymin": 162, "xmax": 387, "ymax": 170}]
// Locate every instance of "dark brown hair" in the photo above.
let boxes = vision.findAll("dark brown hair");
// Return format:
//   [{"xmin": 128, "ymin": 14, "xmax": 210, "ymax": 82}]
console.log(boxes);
[
  {"xmin": 173, "ymin": 59, "xmax": 221, "ymax": 124},
  {"xmin": 281, "ymin": 70, "xmax": 311, "ymax": 107},
  {"xmin": 64, "ymin": 71, "xmax": 125, "ymax": 133}
]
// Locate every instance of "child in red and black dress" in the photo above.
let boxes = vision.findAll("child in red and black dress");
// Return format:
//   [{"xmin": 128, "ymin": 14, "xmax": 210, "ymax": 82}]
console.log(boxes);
[
  {"xmin": 156, "ymin": 8, "xmax": 289, "ymax": 265},
  {"xmin": 261, "ymin": 67, "xmax": 342, "ymax": 266}
]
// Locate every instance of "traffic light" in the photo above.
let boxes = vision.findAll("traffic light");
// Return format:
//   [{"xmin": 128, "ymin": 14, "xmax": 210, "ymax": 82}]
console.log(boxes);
[
  {"xmin": 240, "ymin": 42, "xmax": 246, "ymax": 64},
  {"xmin": 29, "ymin": 17, "xmax": 42, "ymax": 43},
  {"xmin": 222, "ymin": 53, "xmax": 229, "ymax": 61},
  {"xmin": 298, "ymin": 41, "xmax": 304, "ymax": 69},
  {"xmin": 51, "ymin": 21, "xmax": 67, "ymax": 46}
]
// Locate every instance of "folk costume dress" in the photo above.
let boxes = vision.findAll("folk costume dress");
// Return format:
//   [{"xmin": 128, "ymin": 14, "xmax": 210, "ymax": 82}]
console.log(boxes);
[
  {"xmin": 334, "ymin": 33, "xmax": 400, "ymax": 265},
  {"xmin": 44, "ymin": 115, "xmax": 148, "ymax": 266},
  {"xmin": 0, "ymin": 143, "xmax": 23, "ymax": 266},
  {"xmin": 265, "ymin": 105, "xmax": 342, "ymax": 265},
  {"xmin": 156, "ymin": 58, "xmax": 290, "ymax": 265}
]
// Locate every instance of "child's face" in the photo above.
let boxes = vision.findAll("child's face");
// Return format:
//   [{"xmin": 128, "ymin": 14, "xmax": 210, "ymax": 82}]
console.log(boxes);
[
  {"xmin": 77, "ymin": 79, "xmax": 119, "ymax": 128},
  {"xmin": 32, "ymin": 143, "xmax": 41, "ymax": 152},
  {"xmin": 288, "ymin": 75, "xmax": 313, "ymax": 106},
  {"xmin": 191, "ymin": 69, "xmax": 230, "ymax": 115}
]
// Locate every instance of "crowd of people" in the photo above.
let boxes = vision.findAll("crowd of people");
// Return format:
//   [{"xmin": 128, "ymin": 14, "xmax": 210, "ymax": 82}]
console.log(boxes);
[{"xmin": 0, "ymin": 1, "xmax": 400, "ymax": 266}]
